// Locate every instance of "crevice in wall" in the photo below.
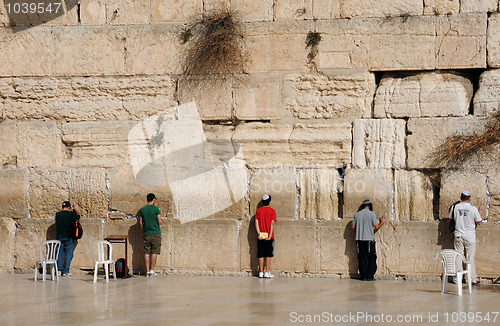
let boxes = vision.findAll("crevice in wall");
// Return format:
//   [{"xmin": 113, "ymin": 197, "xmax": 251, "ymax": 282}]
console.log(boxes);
[
  {"xmin": 422, "ymin": 169, "xmax": 441, "ymax": 220},
  {"xmin": 77, "ymin": 2, "xmax": 81, "ymax": 24},
  {"xmin": 337, "ymin": 167, "xmax": 345, "ymax": 219}
]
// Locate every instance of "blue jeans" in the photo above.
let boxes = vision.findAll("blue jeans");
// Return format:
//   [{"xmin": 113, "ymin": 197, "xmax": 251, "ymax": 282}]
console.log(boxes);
[{"xmin": 57, "ymin": 238, "xmax": 74, "ymax": 274}]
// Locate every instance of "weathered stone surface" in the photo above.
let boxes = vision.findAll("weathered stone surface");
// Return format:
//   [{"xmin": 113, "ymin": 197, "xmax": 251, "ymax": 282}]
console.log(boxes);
[
  {"xmin": 394, "ymin": 170, "xmax": 435, "ymax": 221},
  {"xmin": 488, "ymin": 169, "xmax": 500, "ymax": 222},
  {"xmin": 232, "ymin": 0, "xmax": 273, "ymax": 22},
  {"xmin": 312, "ymin": 0, "xmax": 341, "ymax": 19},
  {"xmin": 233, "ymin": 73, "xmax": 281, "ymax": 120},
  {"xmin": 172, "ymin": 219, "xmax": 239, "ymax": 271},
  {"xmin": 475, "ymin": 223, "xmax": 500, "ymax": 277},
  {"xmin": 53, "ymin": 27, "xmax": 126, "ymax": 75},
  {"xmin": 487, "ymin": 13, "xmax": 500, "ymax": 68},
  {"xmin": 125, "ymin": 25, "xmax": 182, "ymax": 75},
  {"xmin": 436, "ymin": 13, "xmax": 487, "ymax": 69},
  {"xmin": 239, "ymin": 219, "xmax": 259, "ymax": 272},
  {"xmin": 28, "ymin": 170, "xmax": 68, "ymax": 218},
  {"xmin": 106, "ymin": 0, "xmax": 150, "ymax": 25},
  {"xmin": 80, "ymin": 0, "xmax": 107, "ymax": 25},
  {"xmin": 0, "ymin": 3, "xmax": 7, "ymax": 27},
  {"xmin": 273, "ymin": 0, "xmax": 313, "ymax": 20},
  {"xmin": 423, "ymin": 0, "xmax": 459, "ymax": 15},
  {"xmin": 407, "ymin": 117, "xmax": 496, "ymax": 169},
  {"xmin": 0, "ymin": 170, "xmax": 28, "ymax": 218},
  {"xmin": 109, "ymin": 167, "xmax": 174, "ymax": 218},
  {"xmin": 378, "ymin": 221, "xmax": 451, "ymax": 276},
  {"xmin": 203, "ymin": 0, "xmax": 230, "ymax": 13},
  {"xmin": 62, "ymin": 121, "xmax": 136, "ymax": 168},
  {"xmin": 283, "ymin": 71, "xmax": 375, "ymax": 121},
  {"xmin": 352, "ymin": 119, "xmax": 406, "ymax": 169},
  {"xmin": 272, "ymin": 220, "xmax": 319, "ymax": 273},
  {"xmin": 460, "ymin": 0, "xmax": 497, "ymax": 13},
  {"xmin": 249, "ymin": 168, "xmax": 296, "ymax": 219},
  {"xmin": 151, "ymin": 0, "xmax": 202, "ymax": 23},
  {"xmin": 439, "ymin": 170, "xmax": 487, "ymax": 220},
  {"xmin": 0, "ymin": 218, "xmax": 15, "ymax": 273},
  {"xmin": 343, "ymin": 169, "xmax": 393, "ymax": 219},
  {"xmin": 318, "ymin": 220, "xmax": 357, "ymax": 274},
  {"xmin": 473, "ymin": 70, "xmax": 500, "ymax": 116},
  {"xmin": 340, "ymin": 0, "xmax": 423, "ymax": 18},
  {"xmin": 17, "ymin": 121, "xmax": 61, "ymax": 169},
  {"xmin": 298, "ymin": 169, "xmax": 340, "ymax": 220},
  {"xmin": 1, "ymin": 76, "xmax": 177, "ymax": 121},
  {"xmin": 68, "ymin": 169, "xmax": 108, "ymax": 218},
  {"xmin": 374, "ymin": 72, "xmax": 473, "ymax": 118},
  {"xmin": 63, "ymin": 219, "xmax": 104, "ymax": 271},
  {"xmin": 289, "ymin": 124, "xmax": 352, "ymax": 167},
  {"xmin": 0, "ymin": 121, "xmax": 17, "ymax": 167},
  {"xmin": 177, "ymin": 76, "xmax": 233, "ymax": 120},
  {"xmin": 14, "ymin": 219, "xmax": 56, "ymax": 273}
]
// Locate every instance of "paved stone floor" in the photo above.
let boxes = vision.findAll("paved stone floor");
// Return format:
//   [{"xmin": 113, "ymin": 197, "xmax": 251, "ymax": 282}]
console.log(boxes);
[{"xmin": 1, "ymin": 273, "xmax": 499, "ymax": 325}]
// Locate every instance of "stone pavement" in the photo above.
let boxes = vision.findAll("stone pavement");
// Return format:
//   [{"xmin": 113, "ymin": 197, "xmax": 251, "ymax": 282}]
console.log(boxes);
[{"xmin": 2, "ymin": 274, "xmax": 499, "ymax": 325}]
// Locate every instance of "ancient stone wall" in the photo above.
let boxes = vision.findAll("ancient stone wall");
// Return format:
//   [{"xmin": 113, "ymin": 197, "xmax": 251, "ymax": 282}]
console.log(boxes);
[{"xmin": 0, "ymin": 0, "xmax": 499, "ymax": 279}]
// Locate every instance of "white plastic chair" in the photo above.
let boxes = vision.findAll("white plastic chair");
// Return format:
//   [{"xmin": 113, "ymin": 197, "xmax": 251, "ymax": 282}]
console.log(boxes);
[
  {"xmin": 35, "ymin": 240, "xmax": 61, "ymax": 282},
  {"xmin": 436, "ymin": 249, "xmax": 471, "ymax": 296},
  {"xmin": 92, "ymin": 240, "xmax": 116, "ymax": 283}
]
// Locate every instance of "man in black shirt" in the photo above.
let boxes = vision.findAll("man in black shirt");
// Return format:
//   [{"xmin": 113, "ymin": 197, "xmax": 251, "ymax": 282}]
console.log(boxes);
[{"xmin": 56, "ymin": 201, "xmax": 81, "ymax": 276}]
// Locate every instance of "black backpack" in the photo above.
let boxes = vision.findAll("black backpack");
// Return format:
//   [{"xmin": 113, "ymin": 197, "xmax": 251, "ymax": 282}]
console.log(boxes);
[
  {"xmin": 69, "ymin": 218, "xmax": 83, "ymax": 240},
  {"xmin": 115, "ymin": 258, "xmax": 126, "ymax": 278}
]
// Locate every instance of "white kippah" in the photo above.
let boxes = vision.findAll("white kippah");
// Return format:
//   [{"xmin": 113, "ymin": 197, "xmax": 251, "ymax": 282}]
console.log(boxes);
[
  {"xmin": 462, "ymin": 190, "xmax": 470, "ymax": 196},
  {"xmin": 262, "ymin": 194, "xmax": 270, "ymax": 201}
]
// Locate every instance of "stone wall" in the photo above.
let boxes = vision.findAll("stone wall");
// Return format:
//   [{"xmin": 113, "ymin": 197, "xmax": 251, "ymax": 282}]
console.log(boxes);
[{"xmin": 0, "ymin": 0, "xmax": 499, "ymax": 279}]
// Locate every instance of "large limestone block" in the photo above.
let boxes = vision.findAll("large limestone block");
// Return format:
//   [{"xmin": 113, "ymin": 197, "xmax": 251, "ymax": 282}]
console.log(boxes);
[
  {"xmin": 407, "ymin": 117, "xmax": 496, "ymax": 169},
  {"xmin": 177, "ymin": 76, "xmax": 233, "ymax": 120},
  {"xmin": 460, "ymin": 0, "xmax": 497, "ymax": 13},
  {"xmin": 311, "ymin": 0, "xmax": 341, "ymax": 19},
  {"xmin": 53, "ymin": 26, "xmax": 125, "ymax": 76},
  {"xmin": 0, "ymin": 218, "xmax": 15, "ymax": 273},
  {"xmin": 394, "ymin": 170, "xmax": 435, "ymax": 221},
  {"xmin": 172, "ymin": 220, "xmax": 239, "ymax": 271},
  {"xmin": 109, "ymin": 167, "xmax": 174, "ymax": 218},
  {"xmin": 14, "ymin": 219, "xmax": 57, "ymax": 272},
  {"xmin": 340, "ymin": 0, "xmax": 423, "ymax": 18},
  {"xmin": 68, "ymin": 169, "xmax": 108, "ymax": 218},
  {"xmin": 62, "ymin": 121, "xmax": 136, "ymax": 168},
  {"xmin": 0, "ymin": 3, "xmax": 7, "ymax": 27},
  {"xmin": 473, "ymin": 70, "xmax": 500, "ymax": 116},
  {"xmin": 0, "ymin": 170, "xmax": 28, "ymax": 218},
  {"xmin": 439, "ymin": 170, "xmax": 487, "ymax": 220},
  {"xmin": 250, "ymin": 168, "xmax": 297, "ymax": 219},
  {"xmin": 272, "ymin": 220, "xmax": 319, "ymax": 273},
  {"xmin": 231, "ymin": 0, "xmax": 273, "ymax": 22},
  {"xmin": 233, "ymin": 123, "xmax": 293, "ymax": 168},
  {"xmin": 4, "ymin": 0, "xmax": 79, "ymax": 27},
  {"xmin": 151, "ymin": 0, "xmax": 202, "ymax": 23},
  {"xmin": 298, "ymin": 169, "xmax": 340, "ymax": 220},
  {"xmin": 318, "ymin": 220, "xmax": 357, "ymax": 274},
  {"xmin": 0, "ymin": 121, "xmax": 17, "ymax": 167},
  {"xmin": 289, "ymin": 124, "xmax": 352, "ymax": 167},
  {"xmin": 475, "ymin": 223, "xmax": 500, "ymax": 277},
  {"xmin": 29, "ymin": 170, "xmax": 68, "ymax": 218},
  {"xmin": 106, "ymin": 0, "xmax": 150, "ymax": 25},
  {"xmin": 239, "ymin": 219, "xmax": 258, "ymax": 272},
  {"xmin": 436, "ymin": 13, "xmax": 487, "ymax": 69},
  {"xmin": 352, "ymin": 119, "xmax": 406, "ymax": 169},
  {"xmin": 487, "ymin": 13, "xmax": 500, "ymax": 67},
  {"xmin": 377, "ymin": 222, "xmax": 448, "ymax": 276},
  {"xmin": 488, "ymin": 170, "xmax": 500, "ymax": 222},
  {"xmin": 233, "ymin": 73, "xmax": 281, "ymax": 120},
  {"xmin": 17, "ymin": 121, "xmax": 61, "ymax": 169},
  {"xmin": 80, "ymin": 0, "xmax": 107, "ymax": 25},
  {"xmin": 273, "ymin": 0, "xmax": 313, "ymax": 20},
  {"xmin": 423, "ymin": 0, "xmax": 459, "ymax": 15},
  {"xmin": 68, "ymin": 219, "xmax": 104, "ymax": 271},
  {"xmin": 343, "ymin": 169, "xmax": 393, "ymax": 219},
  {"xmin": 0, "ymin": 28, "xmax": 54, "ymax": 76},
  {"xmin": 283, "ymin": 71, "xmax": 375, "ymax": 121},
  {"xmin": 1, "ymin": 76, "xmax": 177, "ymax": 121},
  {"xmin": 125, "ymin": 25, "xmax": 182, "ymax": 75},
  {"xmin": 374, "ymin": 72, "xmax": 473, "ymax": 118}
]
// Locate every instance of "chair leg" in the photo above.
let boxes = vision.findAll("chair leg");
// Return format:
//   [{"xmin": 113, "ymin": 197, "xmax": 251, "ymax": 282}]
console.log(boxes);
[
  {"xmin": 441, "ymin": 274, "xmax": 447, "ymax": 294},
  {"xmin": 105, "ymin": 263, "xmax": 109, "ymax": 284},
  {"xmin": 112, "ymin": 263, "xmax": 117, "ymax": 282},
  {"xmin": 55, "ymin": 266, "xmax": 59, "ymax": 282},
  {"xmin": 467, "ymin": 272, "xmax": 472, "ymax": 294},
  {"xmin": 457, "ymin": 273, "xmax": 463, "ymax": 296},
  {"xmin": 42, "ymin": 263, "xmax": 46, "ymax": 283},
  {"xmin": 94, "ymin": 263, "xmax": 98, "ymax": 283},
  {"xmin": 35, "ymin": 263, "xmax": 38, "ymax": 282}
]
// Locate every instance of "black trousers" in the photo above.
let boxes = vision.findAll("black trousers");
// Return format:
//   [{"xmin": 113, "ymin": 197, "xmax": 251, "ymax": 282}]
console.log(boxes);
[{"xmin": 356, "ymin": 240, "xmax": 377, "ymax": 280}]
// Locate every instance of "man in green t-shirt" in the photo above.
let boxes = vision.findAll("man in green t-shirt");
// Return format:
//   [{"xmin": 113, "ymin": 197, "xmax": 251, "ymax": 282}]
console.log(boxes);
[{"xmin": 139, "ymin": 193, "xmax": 162, "ymax": 277}]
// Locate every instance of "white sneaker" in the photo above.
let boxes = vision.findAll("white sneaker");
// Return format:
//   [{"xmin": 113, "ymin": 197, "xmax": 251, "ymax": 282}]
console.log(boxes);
[
  {"xmin": 149, "ymin": 271, "xmax": 157, "ymax": 277},
  {"xmin": 264, "ymin": 272, "xmax": 274, "ymax": 278},
  {"xmin": 259, "ymin": 272, "xmax": 264, "ymax": 278}
]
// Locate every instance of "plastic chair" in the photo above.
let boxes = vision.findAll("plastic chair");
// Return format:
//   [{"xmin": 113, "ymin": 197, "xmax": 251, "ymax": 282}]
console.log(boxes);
[
  {"xmin": 92, "ymin": 240, "xmax": 117, "ymax": 283},
  {"xmin": 436, "ymin": 249, "xmax": 471, "ymax": 296},
  {"xmin": 35, "ymin": 240, "xmax": 61, "ymax": 282}
]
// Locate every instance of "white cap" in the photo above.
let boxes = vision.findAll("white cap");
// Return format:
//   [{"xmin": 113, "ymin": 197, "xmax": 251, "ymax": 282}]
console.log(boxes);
[
  {"xmin": 462, "ymin": 190, "xmax": 471, "ymax": 196},
  {"xmin": 262, "ymin": 194, "xmax": 270, "ymax": 201}
]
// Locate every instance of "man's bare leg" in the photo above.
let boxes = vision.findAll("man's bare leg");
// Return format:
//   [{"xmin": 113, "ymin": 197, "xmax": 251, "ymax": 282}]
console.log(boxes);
[
  {"xmin": 144, "ymin": 254, "xmax": 150, "ymax": 273},
  {"xmin": 150, "ymin": 254, "xmax": 158, "ymax": 272},
  {"xmin": 265, "ymin": 257, "xmax": 272, "ymax": 273},
  {"xmin": 259, "ymin": 257, "xmax": 264, "ymax": 273}
]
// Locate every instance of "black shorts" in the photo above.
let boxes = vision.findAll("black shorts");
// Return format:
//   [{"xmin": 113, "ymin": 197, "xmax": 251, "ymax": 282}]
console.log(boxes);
[{"xmin": 257, "ymin": 238, "xmax": 274, "ymax": 258}]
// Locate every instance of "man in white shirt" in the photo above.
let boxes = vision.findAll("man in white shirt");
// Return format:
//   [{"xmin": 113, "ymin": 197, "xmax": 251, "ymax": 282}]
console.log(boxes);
[{"xmin": 449, "ymin": 190, "xmax": 483, "ymax": 284}]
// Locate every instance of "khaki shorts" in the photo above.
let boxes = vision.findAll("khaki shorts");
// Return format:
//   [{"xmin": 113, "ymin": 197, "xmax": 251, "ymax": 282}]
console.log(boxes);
[{"xmin": 144, "ymin": 234, "xmax": 162, "ymax": 255}]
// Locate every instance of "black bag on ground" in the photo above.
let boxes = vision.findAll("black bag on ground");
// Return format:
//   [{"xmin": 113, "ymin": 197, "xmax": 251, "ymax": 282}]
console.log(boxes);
[{"xmin": 115, "ymin": 258, "xmax": 126, "ymax": 278}]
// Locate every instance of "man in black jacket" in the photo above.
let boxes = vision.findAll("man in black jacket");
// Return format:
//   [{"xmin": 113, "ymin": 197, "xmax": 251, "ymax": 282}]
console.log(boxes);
[{"xmin": 56, "ymin": 201, "xmax": 81, "ymax": 277}]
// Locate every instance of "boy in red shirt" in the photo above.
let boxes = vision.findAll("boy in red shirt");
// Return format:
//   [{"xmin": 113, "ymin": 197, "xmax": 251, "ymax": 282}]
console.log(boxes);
[{"xmin": 255, "ymin": 194, "xmax": 277, "ymax": 278}]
